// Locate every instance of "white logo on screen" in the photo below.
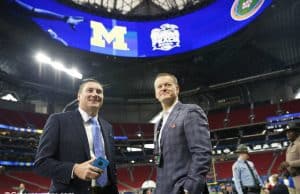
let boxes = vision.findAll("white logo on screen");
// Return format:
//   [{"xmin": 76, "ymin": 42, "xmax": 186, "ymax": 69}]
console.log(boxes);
[{"xmin": 151, "ymin": 23, "xmax": 180, "ymax": 51}]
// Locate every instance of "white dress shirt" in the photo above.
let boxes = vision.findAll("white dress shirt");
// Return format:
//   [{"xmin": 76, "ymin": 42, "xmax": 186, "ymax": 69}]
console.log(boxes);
[
  {"xmin": 74, "ymin": 108, "xmax": 106, "ymax": 186},
  {"xmin": 78, "ymin": 108, "xmax": 106, "ymax": 158},
  {"xmin": 158, "ymin": 100, "xmax": 178, "ymax": 148}
]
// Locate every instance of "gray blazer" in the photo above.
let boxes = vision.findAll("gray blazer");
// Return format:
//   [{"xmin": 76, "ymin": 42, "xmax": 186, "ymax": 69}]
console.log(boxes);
[
  {"xmin": 154, "ymin": 102, "xmax": 212, "ymax": 194},
  {"xmin": 34, "ymin": 110, "xmax": 119, "ymax": 194}
]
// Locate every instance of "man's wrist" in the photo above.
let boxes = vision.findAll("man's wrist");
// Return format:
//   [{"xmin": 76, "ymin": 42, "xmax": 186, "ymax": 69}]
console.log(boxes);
[
  {"xmin": 71, "ymin": 163, "xmax": 78, "ymax": 179},
  {"xmin": 184, "ymin": 189, "xmax": 189, "ymax": 194}
]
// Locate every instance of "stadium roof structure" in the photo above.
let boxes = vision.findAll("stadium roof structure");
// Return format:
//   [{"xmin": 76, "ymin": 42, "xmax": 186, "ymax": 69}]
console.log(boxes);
[
  {"xmin": 0, "ymin": 0, "xmax": 299, "ymax": 107},
  {"xmin": 62, "ymin": 0, "xmax": 215, "ymax": 20}
]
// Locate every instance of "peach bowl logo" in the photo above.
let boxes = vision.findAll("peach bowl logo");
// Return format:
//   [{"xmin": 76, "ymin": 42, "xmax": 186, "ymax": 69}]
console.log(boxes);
[
  {"xmin": 151, "ymin": 23, "xmax": 180, "ymax": 51},
  {"xmin": 231, "ymin": 0, "xmax": 265, "ymax": 21}
]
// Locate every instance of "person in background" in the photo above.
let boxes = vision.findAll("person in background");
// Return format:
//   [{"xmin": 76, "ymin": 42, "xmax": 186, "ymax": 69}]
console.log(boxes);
[
  {"xmin": 225, "ymin": 184, "xmax": 234, "ymax": 194},
  {"xmin": 0, "ymin": 165, "xmax": 5, "ymax": 175},
  {"xmin": 141, "ymin": 180, "xmax": 156, "ymax": 194},
  {"xmin": 284, "ymin": 176, "xmax": 296, "ymax": 194},
  {"xmin": 18, "ymin": 183, "xmax": 29, "ymax": 194},
  {"xmin": 265, "ymin": 174, "xmax": 289, "ymax": 194},
  {"xmin": 279, "ymin": 121, "xmax": 300, "ymax": 194},
  {"xmin": 232, "ymin": 144, "xmax": 264, "ymax": 194}
]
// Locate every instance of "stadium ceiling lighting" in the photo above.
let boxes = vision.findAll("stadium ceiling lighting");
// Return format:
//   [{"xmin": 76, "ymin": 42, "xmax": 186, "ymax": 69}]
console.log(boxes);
[
  {"xmin": 1, "ymin": 94, "xmax": 18, "ymax": 102},
  {"xmin": 271, "ymin": 142, "xmax": 282, "ymax": 148},
  {"xmin": 274, "ymin": 128, "xmax": 284, "ymax": 132},
  {"xmin": 246, "ymin": 146, "xmax": 252, "ymax": 152},
  {"xmin": 34, "ymin": 52, "xmax": 83, "ymax": 79},
  {"xmin": 283, "ymin": 141, "xmax": 289, "ymax": 147},
  {"xmin": 136, "ymin": 130, "xmax": 143, "ymax": 137},
  {"xmin": 35, "ymin": 52, "xmax": 51, "ymax": 64},
  {"xmin": 295, "ymin": 89, "xmax": 300, "ymax": 99},
  {"xmin": 144, "ymin": 144, "xmax": 154, "ymax": 149},
  {"xmin": 253, "ymin": 145, "xmax": 262, "ymax": 150},
  {"xmin": 127, "ymin": 147, "xmax": 142, "ymax": 152},
  {"xmin": 130, "ymin": 160, "xmax": 135, "ymax": 164},
  {"xmin": 262, "ymin": 144, "xmax": 269, "ymax": 149}
]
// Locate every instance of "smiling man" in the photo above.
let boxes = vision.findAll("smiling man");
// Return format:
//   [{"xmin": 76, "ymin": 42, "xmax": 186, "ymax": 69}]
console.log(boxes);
[
  {"xmin": 35, "ymin": 79, "xmax": 119, "ymax": 194},
  {"xmin": 153, "ymin": 73, "xmax": 212, "ymax": 194}
]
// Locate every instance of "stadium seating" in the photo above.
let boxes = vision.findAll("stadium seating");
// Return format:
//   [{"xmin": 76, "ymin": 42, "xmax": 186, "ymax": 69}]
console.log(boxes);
[{"xmin": 2, "ymin": 99, "xmax": 299, "ymax": 192}]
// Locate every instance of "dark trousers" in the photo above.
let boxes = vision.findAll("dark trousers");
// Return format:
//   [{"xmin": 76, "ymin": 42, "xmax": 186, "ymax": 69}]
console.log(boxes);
[
  {"xmin": 242, "ymin": 187, "xmax": 261, "ymax": 194},
  {"xmin": 178, "ymin": 183, "xmax": 210, "ymax": 194},
  {"xmin": 91, "ymin": 185, "xmax": 115, "ymax": 194},
  {"xmin": 246, "ymin": 191, "xmax": 260, "ymax": 194}
]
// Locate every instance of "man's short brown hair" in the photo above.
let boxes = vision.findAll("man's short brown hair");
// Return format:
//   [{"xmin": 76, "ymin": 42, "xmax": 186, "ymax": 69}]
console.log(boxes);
[
  {"xmin": 155, "ymin": 73, "xmax": 178, "ymax": 85},
  {"xmin": 78, "ymin": 78, "xmax": 101, "ymax": 94}
]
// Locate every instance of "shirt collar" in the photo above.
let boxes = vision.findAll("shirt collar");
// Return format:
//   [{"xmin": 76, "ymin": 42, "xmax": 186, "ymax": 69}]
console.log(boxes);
[
  {"xmin": 290, "ymin": 136, "xmax": 300, "ymax": 145},
  {"xmin": 238, "ymin": 158, "xmax": 246, "ymax": 162},
  {"xmin": 78, "ymin": 107, "xmax": 98, "ymax": 123},
  {"xmin": 162, "ymin": 100, "xmax": 178, "ymax": 116}
]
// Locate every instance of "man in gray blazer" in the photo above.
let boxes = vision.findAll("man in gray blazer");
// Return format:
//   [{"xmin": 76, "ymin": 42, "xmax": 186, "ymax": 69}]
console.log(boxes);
[
  {"xmin": 35, "ymin": 79, "xmax": 119, "ymax": 194},
  {"xmin": 153, "ymin": 73, "xmax": 212, "ymax": 194}
]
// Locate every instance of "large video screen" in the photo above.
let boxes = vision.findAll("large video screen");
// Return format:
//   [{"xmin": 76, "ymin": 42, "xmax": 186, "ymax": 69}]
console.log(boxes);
[
  {"xmin": 6, "ymin": 0, "xmax": 271, "ymax": 57},
  {"xmin": 266, "ymin": 112, "xmax": 300, "ymax": 130}
]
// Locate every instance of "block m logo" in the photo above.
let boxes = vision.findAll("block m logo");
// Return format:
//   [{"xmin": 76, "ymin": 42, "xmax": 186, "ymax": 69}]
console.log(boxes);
[{"xmin": 90, "ymin": 21, "xmax": 129, "ymax": 50}]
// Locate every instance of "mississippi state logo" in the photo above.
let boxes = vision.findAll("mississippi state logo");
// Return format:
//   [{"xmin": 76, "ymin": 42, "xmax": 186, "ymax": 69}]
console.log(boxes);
[
  {"xmin": 231, "ymin": 0, "xmax": 265, "ymax": 21},
  {"xmin": 150, "ymin": 23, "xmax": 180, "ymax": 51}
]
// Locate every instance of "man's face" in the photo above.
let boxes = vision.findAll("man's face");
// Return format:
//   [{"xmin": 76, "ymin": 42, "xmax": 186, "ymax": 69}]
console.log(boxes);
[
  {"xmin": 146, "ymin": 190, "xmax": 152, "ymax": 194},
  {"xmin": 78, "ymin": 81, "xmax": 103, "ymax": 113},
  {"xmin": 20, "ymin": 184, "xmax": 25, "ymax": 190},
  {"xmin": 154, "ymin": 75, "xmax": 179, "ymax": 104},
  {"xmin": 240, "ymin": 153, "xmax": 249, "ymax": 160},
  {"xmin": 286, "ymin": 130, "xmax": 298, "ymax": 142}
]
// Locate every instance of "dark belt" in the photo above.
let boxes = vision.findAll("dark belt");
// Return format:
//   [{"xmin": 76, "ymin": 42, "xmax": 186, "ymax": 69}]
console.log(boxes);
[
  {"xmin": 243, "ymin": 186, "xmax": 261, "ymax": 192},
  {"xmin": 91, "ymin": 185, "xmax": 111, "ymax": 194}
]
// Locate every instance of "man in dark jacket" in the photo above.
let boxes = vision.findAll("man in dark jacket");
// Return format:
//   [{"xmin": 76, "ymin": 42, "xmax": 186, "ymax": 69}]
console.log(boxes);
[{"xmin": 35, "ymin": 79, "xmax": 119, "ymax": 194}]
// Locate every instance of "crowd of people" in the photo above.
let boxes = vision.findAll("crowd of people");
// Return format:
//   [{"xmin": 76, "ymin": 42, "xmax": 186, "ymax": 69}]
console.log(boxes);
[{"xmin": 211, "ymin": 121, "xmax": 300, "ymax": 194}]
